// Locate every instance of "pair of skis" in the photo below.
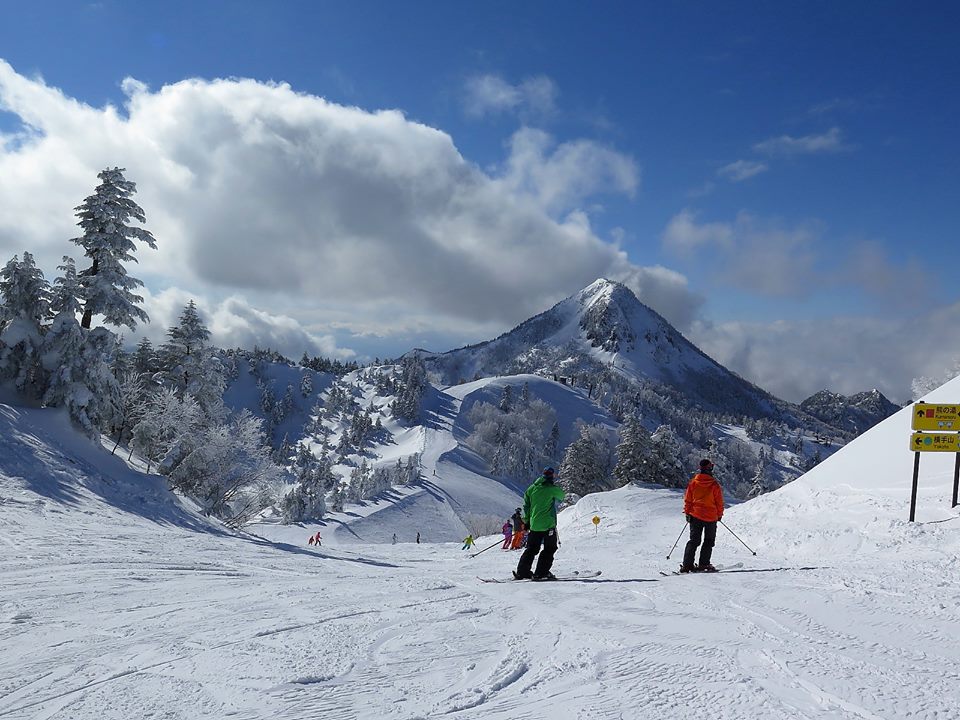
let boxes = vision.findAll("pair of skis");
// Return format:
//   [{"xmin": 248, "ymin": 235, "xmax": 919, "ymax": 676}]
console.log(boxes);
[
  {"xmin": 478, "ymin": 570, "xmax": 602, "ymax": 583},
  {"xmin": 659, "ymin": 562, "xmax": 743, "ymax": 576}
]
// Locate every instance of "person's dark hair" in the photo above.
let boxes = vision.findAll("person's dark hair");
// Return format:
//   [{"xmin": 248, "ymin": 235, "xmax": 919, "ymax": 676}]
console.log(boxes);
[{"xmin": 698, "ymin": 459, "xmax": 714, "ymax": 472}]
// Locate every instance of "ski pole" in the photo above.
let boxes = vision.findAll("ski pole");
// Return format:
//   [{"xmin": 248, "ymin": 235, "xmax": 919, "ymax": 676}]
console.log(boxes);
[
  {"xmin": 469, "ymin": 539, "xmax": 504, "ymax": 558},
  {"xmin": 666, "ymin": 521, "xmax": 686, "ymax": 559},
  {"xmin": 720, "ymin": 519, "xmax": 757, "ymax": 555}
]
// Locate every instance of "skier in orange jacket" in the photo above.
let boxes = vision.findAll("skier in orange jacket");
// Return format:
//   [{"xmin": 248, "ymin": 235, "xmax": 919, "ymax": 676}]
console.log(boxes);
[{"xmin": 680, "ymin": 459, "xmax": 724, "ymax": 573}]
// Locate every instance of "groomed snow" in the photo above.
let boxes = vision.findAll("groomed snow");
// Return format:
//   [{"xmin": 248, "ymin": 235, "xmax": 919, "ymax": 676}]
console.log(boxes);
[{"xmin": 2, "ymin": 378, "xmax": 959, "ymax": 718}]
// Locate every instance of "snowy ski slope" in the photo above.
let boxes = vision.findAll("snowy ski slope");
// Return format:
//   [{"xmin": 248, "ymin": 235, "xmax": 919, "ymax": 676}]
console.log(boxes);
[{"xmin": 1, "ymin": 379, "xmax": 959, "ymax": 718}]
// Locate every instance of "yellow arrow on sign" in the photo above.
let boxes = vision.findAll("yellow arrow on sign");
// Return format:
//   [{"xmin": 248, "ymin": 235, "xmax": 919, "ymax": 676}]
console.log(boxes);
[{"xmin": 910, "ymin": 432, "xmax": 960, "ymax": 452}]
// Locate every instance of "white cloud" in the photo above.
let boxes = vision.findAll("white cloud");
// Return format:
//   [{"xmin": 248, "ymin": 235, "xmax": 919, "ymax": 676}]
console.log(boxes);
[
  {"xmin": 717, "ymin": 159, "xmax": 768, "ymax": 182},
  {"xmin": 753, "ymin": 126, "xmax": 847, "ymax": 156},
  {"xmin": 0, "ymin": 61, "xmax": 686, "ymax": 353},
  {"xmin": 463, "ymin": 74, "xmax": 557, "ymax": 118},
  {"xmin": 135, "ymin": 287, "xmax": 353, "ymax": 360},
  {"xmin": 662, "ymin": 210, "xmax": 930, "ymax": 307},
  {"xmin": 691, "ymin": 302, "xmax": 960, "ymax": 404},
  {"xmin": 495, "ymin": 127, "xmax": 639, "ymax": 214},
  {"xmin": 661, "ymin": 209, "xmax": 734, "ymax": 257}
]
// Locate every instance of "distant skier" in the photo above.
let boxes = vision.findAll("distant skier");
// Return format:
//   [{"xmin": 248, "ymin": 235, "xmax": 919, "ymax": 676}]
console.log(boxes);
[
  {"xmin": 510, "ymin": 507, "xmax": 525, "ymax": 549},
  {"xmin": 392, "ymin": 533, "xmax": 397, "ymax": 544},
  {"xmin": 416, "ymin": 531, "xmax": 420, "ymax": 544},
  {"xmin": 307, "ymin": 534, "xmax": 315, "ymax": 546},
  {"xmin": 501, "ymin": 521, "xmax": 513, "ymax": 549},
  {"xmin": 313, "ymin": 531, "xmax": 322, "ymax": 547},
  {"xmin": 462, "ymin": 534, "xmax": 474, "ymax": 550},
  {"xmin": 513, "ymin": 467, "xmax": 566, "ymax": 581},
  {"xmin": 680, "ymin": 459, "xmax": 725, "ymax": 573}
]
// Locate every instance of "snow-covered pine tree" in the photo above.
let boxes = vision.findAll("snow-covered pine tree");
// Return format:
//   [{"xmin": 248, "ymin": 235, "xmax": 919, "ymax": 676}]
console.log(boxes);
[
  {"xmin": 41, "ymin": 257, "xmax": 118, "ymax": 434},
  {"xmin": 558, "ymin": 425, "xmax": 609, "ymax": 496},
  {"xmin": 647, "ymin": 425, "xmax": 686, "ymax": 487},
  {"xmin": 612, "ymin": 414, "xmax": 653, "ymax": 487},
  {"xmin": 71, "ymin": 167, "xmax": 157, "ymax": 330},
  {"xmin": 300, "ymin": 370, "xmax": 313, "ymax": 398},
  {"xmin": 499, "ymin": 385, "xmax": 513, "ymax": 413},
  {"xmin": 391, "ymin": 355, "xmax": 427, "ymax": 423},
  {"xmin": 543, "ymin": 421, "xmax": 560, "ymax": 463},
  {"xmin": 0, "ymin": 252, "xmax": 51, "ymax": 397},
  {"xmin": 132, "ymin": 337, "xmax": 159, "ymax": 375},
  {"xmin": 159, "ymin": 301, "xmax": 224, "ymax": 419}
]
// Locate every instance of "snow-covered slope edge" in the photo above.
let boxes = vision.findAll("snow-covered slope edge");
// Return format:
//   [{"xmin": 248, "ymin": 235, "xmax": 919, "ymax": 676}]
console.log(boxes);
[{"xmin": 733, "ymin": 375, "xmax": 960, "ymax": 561}]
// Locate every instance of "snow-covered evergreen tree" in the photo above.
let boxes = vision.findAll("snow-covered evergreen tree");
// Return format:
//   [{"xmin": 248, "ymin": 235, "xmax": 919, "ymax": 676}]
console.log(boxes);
[
  {"xmin": 160, "ymin": 300, "xmax": 225, "ymax": 420},
  {"xmin": 40, "ymin": 258, "xmax": 118, "ymax": 433},
  {"xmin": 391, "ymin": 355, "xmax": 427, "ymax": 423},
  {"xmin": 558, "ymin": 425, "xmax": 609, "ymax": 496},
  {"xmin": 71, "ymin": 167, "xmax": 157, "ymax": 330},
  {"xmin": 499, "ymin": 385, "xmax": 513, "ymax": 413},
  {"xmin": 132, "ymin": 337, "xmax": 159, "ymax": 375},
  {"xmin": 0, "ymin": 252, "xmax": 51, "ymax": 397},
  {"xmin": 646, "ymin": 425, "xmax": 686, "ymax": 488},
  {"xmin": 612, "ymin": 415, "xmax": 653, "ymax": 487}
]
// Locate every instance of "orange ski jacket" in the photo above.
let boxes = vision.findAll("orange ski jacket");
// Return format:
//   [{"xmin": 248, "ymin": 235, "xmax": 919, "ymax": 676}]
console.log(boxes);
[{"xmin": 683, "ymin": 472, "xmax": 724, "ymax": 522}]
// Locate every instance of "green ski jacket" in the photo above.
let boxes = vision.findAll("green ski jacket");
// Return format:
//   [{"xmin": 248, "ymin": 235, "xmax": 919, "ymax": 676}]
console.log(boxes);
[{"xmin": 522, "ymin": 475, "xmax": 567, "ymax": 532}]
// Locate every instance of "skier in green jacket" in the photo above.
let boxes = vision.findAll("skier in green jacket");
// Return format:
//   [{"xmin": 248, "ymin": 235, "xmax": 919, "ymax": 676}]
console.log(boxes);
[{"xmin": 513, "ymin": 467, "xmax": 567, "ymax": 581}]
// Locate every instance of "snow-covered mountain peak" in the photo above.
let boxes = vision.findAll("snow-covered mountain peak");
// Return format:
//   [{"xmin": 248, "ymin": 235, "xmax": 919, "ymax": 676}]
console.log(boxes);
[{"xmin": 424, "ymin": 278, "xmax": 777, "ymax": 416}]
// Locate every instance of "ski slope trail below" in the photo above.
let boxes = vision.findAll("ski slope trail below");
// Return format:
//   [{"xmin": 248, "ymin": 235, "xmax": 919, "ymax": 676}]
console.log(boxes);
[{"xmin": 3, "ymin": 478, "xmax": 958, "ymax": 719}]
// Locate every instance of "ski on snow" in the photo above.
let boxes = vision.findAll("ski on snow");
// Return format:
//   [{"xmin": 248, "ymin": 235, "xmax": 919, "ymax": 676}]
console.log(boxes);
[
  {"xmin": 659, "ymin": 563, "xmax": 744, "ymax": 576},
  {"xmin": 479, "ymin": 570, "xmax": 602, "ymax": 583}
]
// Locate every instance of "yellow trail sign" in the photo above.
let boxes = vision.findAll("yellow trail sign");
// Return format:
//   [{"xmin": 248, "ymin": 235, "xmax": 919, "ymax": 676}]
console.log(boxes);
[
  {"xmin": 592, "ymin": 516, "xmax": 600, "ymax": 526},
  {"xmin": 910, "ymin": 433, "xmax": 960, "ymax": 452},
  {"xmin": 911, "ymin": 403, "xmax": 960, "ymax": 431}
]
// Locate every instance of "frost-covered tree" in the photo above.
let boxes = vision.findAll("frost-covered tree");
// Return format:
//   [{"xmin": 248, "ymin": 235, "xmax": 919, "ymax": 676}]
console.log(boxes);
[
  {"xmin": 160, "ymin": 301, "xmax": 224, "ymax": 419},
  {"xmin": 170, "ymin": 410, "xmax": 284, "ymax": 522},
  {"xmin": 41, "ymin": 258, "xmax": 119, "ymax": 433},
  {"xmin": 0, "ymin": 252, "xmax": 51, "ymax": 396},
  {"xmin": 543, "ymin": 421, "xmax": 560, "ymax": 463},
  {"xmin": 612, "ymin": 415, "xmax": 653, "ymax": 487},
  {"xmin": 130, "ymin": 388, "xmax": 203, "ymax": 474},
  {"xmin": 499, "ymin": 385, "xmax": 513, "ymax": 413},
  {"xmin": 300, "ymin": 371, "xmax": 313, "ymax": 398},
  {"xmin": 107, "ymin": 371, "xmax": 147, "ymax": 454},
  {"xmin": 71, "ymin": 167, "xmax": 156, "ymax": 330},
  {"xmin": 391, "ymin": 355, "xmax": 427, "ymax": 423},
  {"xmin": 558, "ymin": 425, "xmax": 609, "ymax": 496},
  {"xmin": 647, "ymin": 425, "xmax": 686, "ymax": 487},
  {"xmin": 132, "ymin": 337, "xmax": 159, "ymax": 375}
]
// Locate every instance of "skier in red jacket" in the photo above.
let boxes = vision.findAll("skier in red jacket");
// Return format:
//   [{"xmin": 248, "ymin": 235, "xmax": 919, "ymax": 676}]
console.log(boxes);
[{"xmin": 680, "ymin": 459, "xmax": 725, "ymax": 573}]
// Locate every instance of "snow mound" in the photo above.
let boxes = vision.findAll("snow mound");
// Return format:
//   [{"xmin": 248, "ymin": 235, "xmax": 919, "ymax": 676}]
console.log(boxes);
[{"xmin": 733, "ymin": 376, "xmax": 960, "ymax": 562}]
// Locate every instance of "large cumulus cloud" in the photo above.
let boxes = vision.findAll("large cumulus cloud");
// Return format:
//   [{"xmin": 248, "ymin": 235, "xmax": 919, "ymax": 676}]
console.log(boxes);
[{"xmin": 0, "ymin": 61, "xmax": 702, "ymax": 358}]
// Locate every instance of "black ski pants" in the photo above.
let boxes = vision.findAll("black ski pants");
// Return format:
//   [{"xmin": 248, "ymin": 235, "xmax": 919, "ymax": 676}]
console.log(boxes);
[
  {"xmin": 516, "ymin": 528, "xmax": 558, "ymax": 578},
  {"xmin": 682, "ymin": 517, "xmax": 717, "ymax": 568}
]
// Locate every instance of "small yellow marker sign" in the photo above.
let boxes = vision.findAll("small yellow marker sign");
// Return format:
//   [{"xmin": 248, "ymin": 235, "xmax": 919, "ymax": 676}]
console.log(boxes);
[
  {"xmin": 592, "ymin": 516, "xmax": 600, "ymax": 526},
  {"xmin": 911, "ymin": 403, "xmax": 960, "ymax": 431},
  {"xmin": 910, "ymin": 432, "xmax": 960, "ymax": 452}
]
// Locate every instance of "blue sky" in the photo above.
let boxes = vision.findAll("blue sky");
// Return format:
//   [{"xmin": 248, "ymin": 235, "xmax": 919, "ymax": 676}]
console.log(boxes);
[{"xmin": 1, "ymin": 1, "xmax": 958, "ymax": 401}]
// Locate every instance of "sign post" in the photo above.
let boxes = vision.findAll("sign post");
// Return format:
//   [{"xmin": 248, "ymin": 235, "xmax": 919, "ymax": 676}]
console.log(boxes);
[
  {"xmin": 592, "ymin": 515, "xmax": 600, "ymax": 536},
  {"xmin": 908, "ymin": 402, "xmax": 960, "ymax": 520}
]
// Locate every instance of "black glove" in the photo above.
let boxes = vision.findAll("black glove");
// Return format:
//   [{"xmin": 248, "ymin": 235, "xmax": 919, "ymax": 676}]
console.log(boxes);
[{"xmin": 685, "ymin": 514, "xmax": 693, "ymax": 523}]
